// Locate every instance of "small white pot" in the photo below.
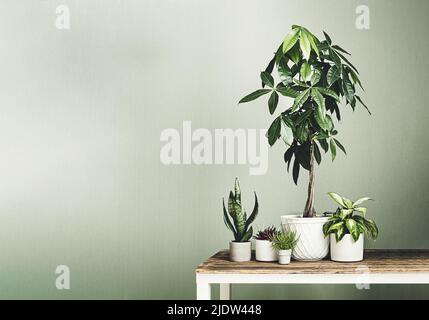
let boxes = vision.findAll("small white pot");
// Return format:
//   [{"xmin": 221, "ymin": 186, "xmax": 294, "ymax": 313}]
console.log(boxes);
[
  {"xmin": 229, "ymin": 241, "xmax": 251, "ymax": 262},
  {"xmin": 330, "ymin": 234, "xmax": 364, "ymax": 262},
  {"xmin": 281, "ymin": 214, "xmax": 329, "ymax": 261},
  {"xmin": 278, "ymin": 249, "xmax": 292, "ymax": 264},
  {"xmin": 255, "ymin": 239, "xmax": 277, "ymax": 262}
]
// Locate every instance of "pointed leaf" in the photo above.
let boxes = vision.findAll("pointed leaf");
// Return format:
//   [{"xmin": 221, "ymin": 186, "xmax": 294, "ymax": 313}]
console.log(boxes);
[
  {"xmin": 317, "ymin": 87, "xmax": 340, "ymax": 101},
  {"xmin": 353, "ymin": 197, "xmax": 373, "ymax": 207},
  {"xmin": 223, "ymin": 200, "xmax": 237, "ymax": 237},
  {"xmin": 327, "ymin": 65, "xmax": 340, "ymax": 86},
  {"xmin": 278, "ymin": 57, "xmax": 293, "ymax": 85},
  {"xmin": 239, "ymin": 89, "xmax": 271, "ymax": 103},
  {"xmin": 310, "ymin": 68, "xmax": 321, "ymax": 86},
  {"xmin": 328, "ymin": 192, "xmax": 346, "ymax": 208},
  {"xmin": 299, "ymin": 29, "xmax": 311, "ymax": 61},
  {"xmin": 268, "ymin": 91, "xmax": 279, "ymax": 115},
  {"xmin": 282, "ymin": 28, "xmax": 300, "ymax": 54},
  {"xmin": 354, "ymin": 207, "xmax": 367, "ymax": 216},
  {"xmin": 267, "ymin": 116, "xmax": 282, "ymax": 146},
  {"xmin": 260, "ymin": 71, "xmax": 274, "ymax": 88},
  {"xmin": 300, "ymin": 62, "xmax": 312, "ymax": 82},
  {"xmin": 323, "ymin": 31, "xmax": 332, "ymax": 45},
  {"xmin": 292, "ymin": 158, "xmax": 300, "ymax": 185},
  {"xmin": 333, "ymin": 138, "xmax": 346, "ymax": 155},
  {"xmin": 276, "ymin": 84, "xmax": 299, "ymax": 98},
  {"xmin": 244, "ymin": 193, "xmax": 259, "ymax": 230},
  {"xmin": 292, "ymin": 88, "xmax": 310, "ymax": 112},
  {"xmin": 313, "ymin": 142, "xmax": 321, "ymax": 165},
  {"xmin": 356, "ymin": 95, "xmax": 371, "ymax": 115}
]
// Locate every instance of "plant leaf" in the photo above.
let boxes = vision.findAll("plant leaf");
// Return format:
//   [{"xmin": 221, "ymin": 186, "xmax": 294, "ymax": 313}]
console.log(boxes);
[
  {"xmin": 282, "ymin": 28, "xmax": 300, "ymax": 54},
  {"xmin": 354, "ymin": 207, "xmax": 367, "ymax": 216},
  {"xmin": 241, "ymin": 226, "xmax": 253, "ymax": 242},
  {"xmin": 276, "ymin": 84, "xmax": 299, "ymax": 98},
  {"xmin": 239, "ymin": 89, "xmax": 271, "ymax": 103},
  {"xmin": 260, "ymin": 71, "xmax": 274, "ymax": 88},
  {"xmin": 299, "ymin": 29, "xmax": 312, "ymax": 60},
  {"xmin": 346, "ymin": 218, "xmax": 360, "ymax": 241},
  {"xmin": 327, "ymin": 65, "xmax": 340, "ymax": 86},
  {"xmin": 244, "ymin": 193, "xmax": 259, "ymax": 230},
  {"xmin": 310, "ymin": 68, "xmax": 321, "ymax": 86},
  {"xmin": 323, "ymin": 31, "xmax": 332, "ymax": 45},
  {"xmin": 333, "ymin": 138, "xmax": 346, "ymax": 155},
  {"xmin": 223, "ymin": 200, "xmax": 237, "ymax": 238},
  {"xmin": 278, "ymin": 57, "xmax": 293, "ymax": 85},
  {"xmin": 313, "ymin": 142, "xmax": 321, "ymax": 164},
  {"xmin": 328, "ymin": 192, "xmax": 346, "ymax": 208},
  {"xmin": 356, "ymin": 95, "xmax": 371, "ymax": 115},
  {"xmin": 300, "ymin": 62, "xmax": 312, "ymax": 82},
  {"xmin": 268, "ymin": 91, "xmax": 279, "ymax": 115},
  {"xmin": 317, "ymin": 87, "xmax": 340, "ymax": 101},
  {"xmin": 267, "ymin": 116, "xmax": 282, "ymax": 146},
  {"xmin": 353, "ymin": 197, "xmax": 373, "ymax": 207},
  {"xmin": 292, "ymin": 158, "xmax": 300, "ymax": 185},
  {"xmin": 292, "ymin": 88, "xmax": 310, "ymax": 112}
]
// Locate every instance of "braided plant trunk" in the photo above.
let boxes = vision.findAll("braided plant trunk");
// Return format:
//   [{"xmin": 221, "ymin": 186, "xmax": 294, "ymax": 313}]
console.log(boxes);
[{"xmin": 303, "ymin": 142, "xmax": 316, "ymax": 218}]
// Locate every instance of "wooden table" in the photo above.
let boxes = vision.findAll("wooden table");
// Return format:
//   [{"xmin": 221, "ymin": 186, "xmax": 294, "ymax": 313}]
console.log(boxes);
[{"xmin": 195, "ymin": 249, "xmax": 429, "ymax": 300}]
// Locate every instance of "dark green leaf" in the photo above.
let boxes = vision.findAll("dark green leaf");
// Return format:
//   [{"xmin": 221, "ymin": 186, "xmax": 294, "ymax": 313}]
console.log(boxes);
[
  {"xmin": 332, "ymin": 44, "xmax": 350, "ymax": 55},
  {"xmin": 318, "ymin": 139, "xmax": 329, "ymax": 153},
  {"xmin": 317, "ymin": 87, "xmax": 340, "ymax": 101},
  {"xmin": 292, "ymin": 158, "xmax": 300, "ymax": 185},
  {"xmin": 267, "ymin": 116, "xmax": 281, "ymax": 146},
  {"xmin": 278, "ymin": 57, "xmax": 293, "ymax": 85},
  {"xmin": 223, "ymin": 199, "xmax": 237, "ymax": 238},
  {"xmin": 333, "ymin": 138, "xmax": 346, "ymax": 154},
  {"xmin": 262, "ymin": 56, "xmax": 276, "ymax": 88},
  {"xmin": 292, "ymin": 88, "xmax": 310, "ymax": 112},
  {"xmin": 310, "ymin": 68, "xmax": 321, "ymax": 86},
  {"xmin": 313, "ymin": 142, "xmax": 321, "ymax": 165},
  {"xmin": 323, "ymin": 31, "xmax": 332, "ymax": 45},
  {"xmin": 268, "ymin": 91, "xmax": 279, "ymax": 114},
  {"xmin": 260, "ymin": 71, "xmax": 274, "ymax": 88},
  {"xmin": 336, "ymin": 50, "xmax": 359, "ymax": 74},
  {"xmin": 239, "ymin": 89, "xmax": 271, "ymax": 103},
  {"xmin": 276, "ymin": 84, "xmax": 299, "ymax": 98},
  {"xmin": 327, "ymin": 65, "xmax": 340, "ymax": 87},
  {"xmin": 356, "ymin": 95, "xmax": 371, "ymax": 115},
  {"xmin": 244, "ymin": 193, "xmax": 259, "ymax": 230}
]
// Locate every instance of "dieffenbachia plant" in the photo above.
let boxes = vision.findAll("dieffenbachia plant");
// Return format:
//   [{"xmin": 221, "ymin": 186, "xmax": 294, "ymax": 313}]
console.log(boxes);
[
  {"xmin": 223, "ymin": 178, "xmax": 258, "ymax": 242},
  {"xmin": 323, "ymin": 192, "xmax": 378, "ymax": 242},
  {"xmin": 239, "ymin": 25, "xmax": 370, "ymax": 217}
]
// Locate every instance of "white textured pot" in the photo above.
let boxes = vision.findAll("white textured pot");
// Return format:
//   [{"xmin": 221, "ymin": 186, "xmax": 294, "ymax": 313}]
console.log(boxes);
[
  {"xmin": 229, "ymin": 241, "xmax": 251, "ymax": 262},
  {"xmin": 281, "ymin": 214, "xmax": 329, "ymax": 261},
  {"xmin": 255, "ymin": 239, "xmax": 277, "ymax": 262},
  {"xmin": 278, "ymin": 249, "xmax": 292, "ymax": 264},
  {"xmin": 330, "ymin": 234, "xmax": 364, "ymax": 262}
]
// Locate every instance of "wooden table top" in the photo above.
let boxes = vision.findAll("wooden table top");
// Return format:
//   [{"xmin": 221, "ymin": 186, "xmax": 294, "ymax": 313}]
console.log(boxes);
[{"xmin": 195, "ymin": 250, "xmax": 429, "ymax": 274}]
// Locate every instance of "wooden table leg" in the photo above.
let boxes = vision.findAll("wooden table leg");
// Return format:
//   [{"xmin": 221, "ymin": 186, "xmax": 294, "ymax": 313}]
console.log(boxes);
[
  {"xmin": 196, "ymin": 281, "xmax": 211, "ymax": 300},
  {"xmin": 219, "ymin": 283, "xmax": 230, "ymax": 300}
]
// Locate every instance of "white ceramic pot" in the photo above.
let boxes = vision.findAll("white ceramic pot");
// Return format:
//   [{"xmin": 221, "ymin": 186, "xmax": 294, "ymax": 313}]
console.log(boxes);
[
  {"xmin": 330, "ymin": 234, "xmax": 364, "ymax": 262},
  {"xmin": 255, "ymin": 239, "xmax": 277, "ymax": 262},
  {"xmin": 278, "ymin": 249, "xmax": 292, "ymax": 264},
  {"xmin": 229, "ymin": 241, "xmax": 251, "ymax": 262},
  {"xmin": 281, "ymin": 214, "xmax": 329, "ymax": 261}
]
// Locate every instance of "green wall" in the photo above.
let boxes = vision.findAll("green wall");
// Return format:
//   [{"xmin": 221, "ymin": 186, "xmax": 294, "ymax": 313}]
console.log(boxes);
[{"xmin": 0, "ymin": 0, "xmax": 428, "ymax": 299}]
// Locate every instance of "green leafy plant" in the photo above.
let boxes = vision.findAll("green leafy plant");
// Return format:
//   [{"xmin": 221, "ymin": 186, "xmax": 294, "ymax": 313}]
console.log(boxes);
[
  {"xmin": 270, "ymin": 228, "xmax": 299, "ymax": 251},
  {"xmin": 323, "ymin": 192, "xmax": 379, "ymax": 242},
  {"xmin": 254, "ymin": 226, "xmax": 278, "ymax": 241},
  {"xmin": 223, "ymin": 178, "xmax": 258, "ymax": 242},
  {"xmin": 239, "ymin": 25, "xmax": 369, "ymax": 218}
]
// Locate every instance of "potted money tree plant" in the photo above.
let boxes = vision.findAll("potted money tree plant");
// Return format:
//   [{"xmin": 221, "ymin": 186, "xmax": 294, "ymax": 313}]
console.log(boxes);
[
  {"xmin": 223, "ymin": 178, "xmax": 258, "ymax": 262},
  {"xmin": 239, "ymin": 25, "xmax": 370, "ymax": 260}
]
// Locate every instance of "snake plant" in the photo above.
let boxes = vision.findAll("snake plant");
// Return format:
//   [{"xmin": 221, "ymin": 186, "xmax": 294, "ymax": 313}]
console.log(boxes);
[
  {"xmin": 323, "ymin": 192, "xmax": 378, "ymax": 242},
  {"xmin": 223, "ymin": 178, "xmax": 258, "ymax": 242}
]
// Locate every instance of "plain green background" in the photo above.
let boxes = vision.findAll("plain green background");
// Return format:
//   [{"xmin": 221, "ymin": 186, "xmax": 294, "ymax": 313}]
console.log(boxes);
[{"xmin": 0, "ymin": 0, "xmax": 428, "ymax": 299}]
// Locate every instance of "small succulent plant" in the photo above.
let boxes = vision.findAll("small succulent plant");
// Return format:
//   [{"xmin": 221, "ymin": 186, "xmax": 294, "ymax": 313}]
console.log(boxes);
[
  {"xmin": 271, "ymin": 229, "xmax": 299, "ymax": 251},
  {"xmin": 254, "ymin": 226, "xmax": 278, "ymax": 241},
  {"xmin": 223, "ymin": 178, "xmax": 258, "ymax": 242}
]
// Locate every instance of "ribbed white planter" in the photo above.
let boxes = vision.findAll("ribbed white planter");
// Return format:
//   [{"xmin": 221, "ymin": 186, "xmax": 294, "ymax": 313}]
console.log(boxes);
[
  {"xmin": 330, "ymin": 234, "xmax": 364, "ymax": 262},
  {"xmin": 229, "ymin": 241, "xmax": 251, "ymax": 262},
  {"xmin": 281, "ymin": 214, "xmax": 329, "ymax": 261},
  {"xmin": 255, "ymin": 239, "xmax": 277, "ymax": 262}
]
